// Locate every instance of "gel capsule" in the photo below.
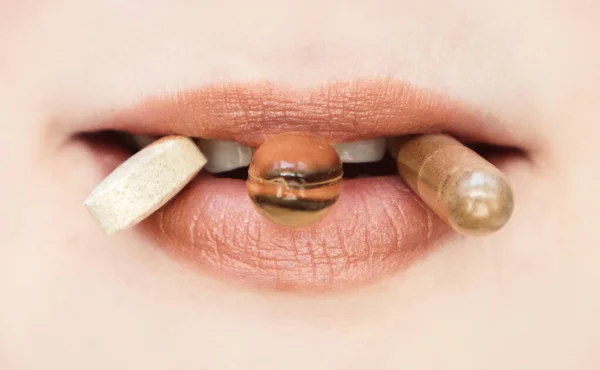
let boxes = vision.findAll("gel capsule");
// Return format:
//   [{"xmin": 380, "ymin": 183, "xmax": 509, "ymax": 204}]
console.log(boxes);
[
  {"xmin": 396, "ymin": 134, "xmax": 514, "ymax": 236},
  {"xmin": 247, "ymin": 133, "xmax": 343, "ymax": 228}
]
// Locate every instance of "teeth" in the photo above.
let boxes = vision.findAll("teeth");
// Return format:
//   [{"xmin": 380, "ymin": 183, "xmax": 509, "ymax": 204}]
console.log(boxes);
[
  {"xmin": 333, "ymin": 138, "xmax": 386, "ymax": 163},
  {"xmin": 197, "ymin": 139, "xmax": 253, "ymax": 173},
  {"xmin": 134, "ymin": 136, "xmax": 392, "ymax": 174}
]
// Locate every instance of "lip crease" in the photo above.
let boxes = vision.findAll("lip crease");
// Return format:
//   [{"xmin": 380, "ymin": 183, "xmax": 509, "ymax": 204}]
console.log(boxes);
[{"xmin": 87, "ymin": 78, "xmax": 516, "ymax": 290}]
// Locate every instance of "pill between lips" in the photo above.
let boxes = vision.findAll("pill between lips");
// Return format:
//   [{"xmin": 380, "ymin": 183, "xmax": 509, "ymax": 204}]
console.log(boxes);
[{"xmin": 84, "ymin": 135, "xmax": 207, "ymax": 234}]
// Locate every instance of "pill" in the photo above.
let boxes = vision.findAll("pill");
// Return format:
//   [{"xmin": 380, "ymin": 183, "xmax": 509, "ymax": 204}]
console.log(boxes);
[
  {"xmin": 84, "ymin": 135, "xmax": 206, "ymax": 234},
  {"xmin": 247, "ymin": 133, "xmax": 343, "ymax": 228},
  {"xmin": 395, "ymin": 134, "xmax": 514, "ymax": 236}
]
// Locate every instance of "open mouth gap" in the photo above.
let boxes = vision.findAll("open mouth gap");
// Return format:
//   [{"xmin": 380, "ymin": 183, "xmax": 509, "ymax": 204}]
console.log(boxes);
[
  {"xmin": 78, "ymin": 130, "xmax": 524, "ymax": 180},
  {"xmin": 213, "ymin": 156, "xmax": 400, "ymax": 180},
  {"xmin": 213, "ymin": 144, "xmax": 522, "ymax": 180}
]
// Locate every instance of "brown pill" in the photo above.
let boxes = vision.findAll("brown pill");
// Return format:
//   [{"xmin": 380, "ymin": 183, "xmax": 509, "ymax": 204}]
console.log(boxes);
[
  {"xmin": 247, "ymin": 133, "xmax": 343, "ymax": 228},
  {"xmin": 396, "ymin": 134, "xmax": 514, "ymax": 236}
]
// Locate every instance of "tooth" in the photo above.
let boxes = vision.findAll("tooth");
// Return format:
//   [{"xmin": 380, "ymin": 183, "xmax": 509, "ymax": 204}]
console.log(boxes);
[
  {"xmin": 333, "ymin": 138, "xmax": 386, "ymax": 163},
  {"xmin": 84, "ymin": 136, "xmax": 206, "ymax": 234},
  {"xmin": 132, "ymin": 135, "xmax": 156, "ymax": 149},
  {"xmin": 197, "ymin": 139, "xmax": 253, "ymax": 173},
  {"xmin": 386, "ymin": 137, "xmax": 402, "ymax": 160}
]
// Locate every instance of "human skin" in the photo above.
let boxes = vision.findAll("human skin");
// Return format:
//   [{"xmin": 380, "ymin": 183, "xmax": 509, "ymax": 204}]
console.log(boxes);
[{"xmin": 1, "ymin": 0, "xmax": 599, "ymax": 369}]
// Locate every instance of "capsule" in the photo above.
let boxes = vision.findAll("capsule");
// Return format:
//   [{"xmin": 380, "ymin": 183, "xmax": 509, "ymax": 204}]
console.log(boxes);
[
  {"xmin": 395, "ymin": 134, "xmax": 514, "ymax": 235},
  {"xmin": 247, "ymin": 133, "xmax": 343, "ymax": 228}
]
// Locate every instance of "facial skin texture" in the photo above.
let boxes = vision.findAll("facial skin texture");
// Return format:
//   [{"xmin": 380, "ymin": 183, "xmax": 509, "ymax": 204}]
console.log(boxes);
[{"xmin": 1, "ymin": 0, "xmax": 599, "ymax": 369}]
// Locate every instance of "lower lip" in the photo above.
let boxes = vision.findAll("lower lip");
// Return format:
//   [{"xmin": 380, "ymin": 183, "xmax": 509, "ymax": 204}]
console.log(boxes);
[{"xmin": 141, "ymin": 172, "xmax": 451, "ymax": 290}]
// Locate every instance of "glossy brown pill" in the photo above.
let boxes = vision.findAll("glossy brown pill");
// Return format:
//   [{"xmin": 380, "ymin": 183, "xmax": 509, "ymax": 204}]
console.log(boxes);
[
  {"xmin": 396, "ymin": 134, "xmax": 514, "ymax": 236},
  {"xmin": 247, "ymin": 133, "xmax": 343, "ymax": 228}
]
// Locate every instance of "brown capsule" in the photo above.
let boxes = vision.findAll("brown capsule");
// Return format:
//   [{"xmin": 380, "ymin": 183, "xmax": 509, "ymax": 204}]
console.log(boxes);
[
  {"xmin": 396, "ymin": 134, "xmax": 514, "ymax": 236},
  {"xmin": 247, "ymin": 133, "xmax": 343, "ymax": 228}
]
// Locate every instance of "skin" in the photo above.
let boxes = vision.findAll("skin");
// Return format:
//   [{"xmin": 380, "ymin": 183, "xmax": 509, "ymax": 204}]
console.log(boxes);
[{"xmin": 1, "ymin": 0, "xmax": 599, "ymax": 369}]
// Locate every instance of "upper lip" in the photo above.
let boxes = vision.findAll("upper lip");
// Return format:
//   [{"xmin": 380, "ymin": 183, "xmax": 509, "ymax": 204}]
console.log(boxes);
[{"xmin": 88, "ymin": 79, "xmax": 515, "ymax": 148}]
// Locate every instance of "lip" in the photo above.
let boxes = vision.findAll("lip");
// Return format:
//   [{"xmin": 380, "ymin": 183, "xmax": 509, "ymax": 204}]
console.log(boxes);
[
  {"xmin": 88, "ymin": 79, "xmax": 515, "ymax": 148},
  {"xmin": 83, "ymin": 79, "xmax": 519, "ymax": 290}
]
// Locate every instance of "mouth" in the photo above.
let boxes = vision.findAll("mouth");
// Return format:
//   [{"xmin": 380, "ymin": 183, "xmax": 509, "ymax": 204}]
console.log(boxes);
[{"xmin": 77, "ymin": 79, "xmax": 527, "ymax": 291}]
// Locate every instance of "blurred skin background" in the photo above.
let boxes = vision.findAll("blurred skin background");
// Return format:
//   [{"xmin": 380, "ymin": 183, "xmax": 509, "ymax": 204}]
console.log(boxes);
[{"xmin": 1, "ymin": 0, "xmax": 599, "ymax": 369}]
